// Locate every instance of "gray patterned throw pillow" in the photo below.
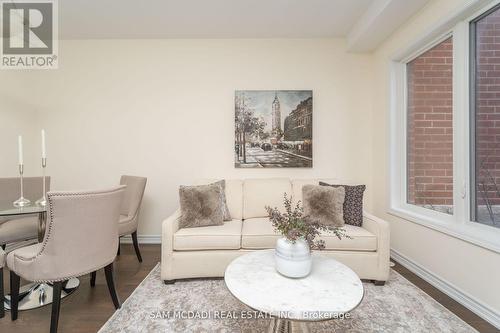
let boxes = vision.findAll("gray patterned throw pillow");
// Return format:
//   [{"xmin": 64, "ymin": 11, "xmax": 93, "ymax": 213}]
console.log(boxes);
[{"xmin": 319, "ymin": 182, "xmax": 366, "ymax": 227}]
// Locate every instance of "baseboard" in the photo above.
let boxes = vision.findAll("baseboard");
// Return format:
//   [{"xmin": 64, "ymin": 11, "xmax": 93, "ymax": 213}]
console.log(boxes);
[
  {"xmin": 391, "ymin": 249, "xmax": 500, "ymax": 329},
  {"xmin": 120, "ymin": 234, "xmax": 161, "ymax": 244}
]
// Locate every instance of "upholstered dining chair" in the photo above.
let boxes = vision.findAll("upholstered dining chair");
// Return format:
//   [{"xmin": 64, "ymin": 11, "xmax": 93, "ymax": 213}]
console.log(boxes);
[
  {"xmin": 7, "ymin": 186, "xmax": 125, "ymax": 333},
  {"xmin": 116, "ymin": 175, "xmax": 147, "ymax": 262},
  {"xmin": 89, "ymin": 176, "xmax": 147, "ymax": 287},
  {"xmin": 0, "ymin": 177, "xmax": 51, "ymax": 248}
]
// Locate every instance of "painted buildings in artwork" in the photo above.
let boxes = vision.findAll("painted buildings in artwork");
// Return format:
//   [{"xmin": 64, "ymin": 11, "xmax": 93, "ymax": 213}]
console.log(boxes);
[
  {"xmin": 284, "ymin": 97, "xmax": 312, "ymax": 141},
  {"xmin": 272, "ymin": 92, "xmax": 281, "ymax": 133}
]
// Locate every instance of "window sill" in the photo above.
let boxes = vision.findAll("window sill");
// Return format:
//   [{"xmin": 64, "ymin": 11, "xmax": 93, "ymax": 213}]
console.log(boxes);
[{"xmin": 388, "ymin": 207, "xmax": 500, "ymax": 254}]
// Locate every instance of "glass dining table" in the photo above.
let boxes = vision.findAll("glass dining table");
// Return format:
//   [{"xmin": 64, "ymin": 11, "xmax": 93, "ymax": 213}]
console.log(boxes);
[{"xmin": 1, "ymin": 204, "xmax": 80, "ymax": 311}]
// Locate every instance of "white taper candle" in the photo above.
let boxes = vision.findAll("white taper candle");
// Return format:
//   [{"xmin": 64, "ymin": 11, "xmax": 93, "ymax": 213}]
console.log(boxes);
[
  {"xmin": 41, "ymin": 129, "xmax": 46, "ymax": 158},
  {"xmin": 18, "ymin": 135, "xmax": 23, "ymax": 165}
]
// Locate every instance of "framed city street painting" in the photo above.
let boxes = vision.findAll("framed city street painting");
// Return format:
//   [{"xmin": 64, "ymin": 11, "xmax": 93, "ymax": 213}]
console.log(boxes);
[{"xmin": 235, "ymin": 90, "xmax": 312, "ymax": 168}]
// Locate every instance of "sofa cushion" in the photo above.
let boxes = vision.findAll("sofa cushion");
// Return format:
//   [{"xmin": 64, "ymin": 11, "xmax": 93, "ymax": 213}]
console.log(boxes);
[
  {"xmin": 241, "ymin": 217, "xmax": 377, "ymax": 251},
  {"xmin": 241, "ymin": 217, "xmax": 281, "ymax": 249},
  {"xmin": 243, "ymin": 178, "xmax": 292, "ymax": 219},
  {"xmin": 174, "ymin": 219, "xmax": 242, "ymax": 251},
  {"xmin": 319, "ymin": 224, "xmax": 376, "ymax": 251},
  {"xmin": 195, "ymin": 179, "xmax": 243, "ymax": 219}
]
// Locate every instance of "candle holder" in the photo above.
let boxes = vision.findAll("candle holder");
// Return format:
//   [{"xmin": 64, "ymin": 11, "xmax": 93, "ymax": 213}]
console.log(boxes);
[
  {"xmin": 35, "ymin": 157, "xmax": 47, "ymax": 207},
  {"xmin": 13, "ymin": 164, "xmax": 31, "ymax": 207}
]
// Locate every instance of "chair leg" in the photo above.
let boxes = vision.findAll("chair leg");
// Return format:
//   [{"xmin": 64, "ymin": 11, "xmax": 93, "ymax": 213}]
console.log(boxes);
[
  {"xmin": 117, "ymin": 239, "xmax": 120, "ymax": 256},
  {"xmin": 50, "ymin": 281, "xmax": 63, "ymax": 333},
  {"xmin": 131, "ymin": 231, "xmax": 142, "ymax": 263},
  {"xmin": 1, "ymin": 244, "xmax": 5, "ymax": 250},
  {"xmin": 90, "ymin": 271, "xmax": 96, "ymax": 287},
  {"xmin": 0, "ymin": 268, "xmax": 4, "ymax": 318},
  {"xmin": 10, "ymin": 271, "xmax": 20, "ymax": 321},
  {"xmin": 373, "ymin": 280, "xmax": 386, "ymax": 286},
  {"xmin": 104, "ymin": 263, "xmax": 121, "ymax": 309}
]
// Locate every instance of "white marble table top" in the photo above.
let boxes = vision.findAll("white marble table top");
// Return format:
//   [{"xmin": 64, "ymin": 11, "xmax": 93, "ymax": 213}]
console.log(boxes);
[{"xmin": 224, "ymin": 250, "xmax": 364, "ymax": 321}]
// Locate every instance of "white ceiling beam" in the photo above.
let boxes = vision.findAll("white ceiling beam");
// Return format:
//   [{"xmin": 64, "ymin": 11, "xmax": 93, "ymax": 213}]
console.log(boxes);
[{"xmin": 347, "ymin": 0, "xmax": 432, "ymax": 53}]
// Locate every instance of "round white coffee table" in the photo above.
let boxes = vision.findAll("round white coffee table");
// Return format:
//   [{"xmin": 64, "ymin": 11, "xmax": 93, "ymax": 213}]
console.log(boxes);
[{"xmin": 224, "ymin": 250, "xmax": 364, "ymax": 333}]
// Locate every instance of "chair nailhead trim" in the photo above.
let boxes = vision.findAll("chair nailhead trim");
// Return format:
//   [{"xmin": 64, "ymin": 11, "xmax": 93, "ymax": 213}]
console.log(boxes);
[{"xmin": 11, "ymin": 187, "xmax": 124, "ymax": 281}]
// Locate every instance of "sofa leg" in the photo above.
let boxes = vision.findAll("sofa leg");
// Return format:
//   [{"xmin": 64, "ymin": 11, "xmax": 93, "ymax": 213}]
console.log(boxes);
[
  {"xmin": 164, "ymin": 280, "xmax": 176, "ymax": 285},
  {"xmin": 373, "ymin": 280, "xmax": 386, "ymax": 286}
]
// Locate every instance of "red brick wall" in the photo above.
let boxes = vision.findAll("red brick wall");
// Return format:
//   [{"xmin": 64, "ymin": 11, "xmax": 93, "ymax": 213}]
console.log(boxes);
[
  {"xmin": 475, "ymin": 8, "xmax": 500, "ymax": 206},
  {"xmin": 407, "ymin": 37, "xmax": 453, "ymax": 207}
]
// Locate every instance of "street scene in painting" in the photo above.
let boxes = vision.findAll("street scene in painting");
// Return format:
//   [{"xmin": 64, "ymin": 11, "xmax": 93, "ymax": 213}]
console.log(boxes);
[{"xmin": 235, "ymin": 90, "xmax": 312, "ymax": 168}]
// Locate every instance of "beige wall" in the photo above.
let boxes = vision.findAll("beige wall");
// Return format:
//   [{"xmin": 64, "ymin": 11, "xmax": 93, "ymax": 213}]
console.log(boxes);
[
  {"xmin": 0, "ymin": 96, "xmax": 40, "ymax": 177},
  {"xmin": 0, "ymin": 38, "xmax": 374, "ymax": 235},
  {"xmin": 372, "ymin": 0, "xmax": 500, "ymax": 317}
]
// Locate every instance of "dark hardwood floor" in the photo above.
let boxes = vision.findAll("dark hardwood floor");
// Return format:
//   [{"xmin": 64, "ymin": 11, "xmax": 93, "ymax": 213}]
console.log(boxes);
[
  {"xmin": 1, "ymin": 246, "xmax": 497, "ymax": 333},
  {"xmin": 0, "ymin": 244, "xmax": 160, "ymax": 333},
  {"xmin": 392, "ymin": 261, "xmax": 499, "ymax": 333}
]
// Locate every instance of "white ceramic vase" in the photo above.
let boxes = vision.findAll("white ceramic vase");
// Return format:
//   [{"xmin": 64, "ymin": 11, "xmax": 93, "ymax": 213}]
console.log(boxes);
[{"xmin": 274, "ymin": 237, "xmax": 312, "ymax": 278}]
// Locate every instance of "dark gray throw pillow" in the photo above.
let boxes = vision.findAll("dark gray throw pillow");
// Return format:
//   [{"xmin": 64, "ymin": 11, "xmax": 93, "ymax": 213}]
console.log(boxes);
[
  {"xmin": 211, "ymin": 180, "xmax": 232, "ymax": 221},
  {"xmin": 178, "ymin": 184, "xmax": 224, "ymax": 228},
  {"xmin": 319, "ymin": 182, "xmax": 366, "ymax": 227}
]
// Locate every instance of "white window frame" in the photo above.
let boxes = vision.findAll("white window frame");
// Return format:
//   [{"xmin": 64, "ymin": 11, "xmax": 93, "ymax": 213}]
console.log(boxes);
[{"xmin": 389, "ymin": 0, "xmax": 500, "ymax": 254}]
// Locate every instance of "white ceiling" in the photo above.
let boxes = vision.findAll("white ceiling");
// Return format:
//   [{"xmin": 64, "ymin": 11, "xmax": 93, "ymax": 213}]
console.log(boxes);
[
  {"xmin": 58, "ymin": 0, "xmax": 432, "ymax": 51},
  {"xmin": 60, "ymin": 0, "xmax": 371, "ymax": 39}
]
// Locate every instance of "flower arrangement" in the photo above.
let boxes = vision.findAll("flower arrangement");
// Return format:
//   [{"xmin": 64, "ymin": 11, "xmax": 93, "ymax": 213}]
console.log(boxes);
[{"xmin": 265, "ymin": 194, "xmax": 351, "ymax": 250}]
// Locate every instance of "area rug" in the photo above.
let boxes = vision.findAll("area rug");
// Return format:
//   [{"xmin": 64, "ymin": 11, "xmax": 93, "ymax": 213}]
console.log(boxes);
[{"xmin": 98, "ymin": 264, "xmax": 476, "ymax": 333}]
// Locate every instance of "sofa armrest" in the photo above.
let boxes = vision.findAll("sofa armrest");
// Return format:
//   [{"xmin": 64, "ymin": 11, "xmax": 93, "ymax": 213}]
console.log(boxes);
[
  {"xmin": 162, "ymin": 209, "xmax": 180, "ymax": 252},
  {"xmin": 363, "ymin": 212, "xmax": 389, "ymax": 237},
  {"xmin": 161, "ymin": 209, "xmax": 181, "ymax": 280},
  {"xmin": 363, "ymin": 211, "xmax": 390, "ymax": 281}
]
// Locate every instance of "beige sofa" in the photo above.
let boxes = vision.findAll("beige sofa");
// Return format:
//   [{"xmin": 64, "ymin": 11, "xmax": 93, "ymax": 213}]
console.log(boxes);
[{"xmin": 161, "ymin": 178, "xmax": 390, "ymax": 285}]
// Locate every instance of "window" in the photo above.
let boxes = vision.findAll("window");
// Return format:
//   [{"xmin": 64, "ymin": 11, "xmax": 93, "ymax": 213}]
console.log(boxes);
[
  {"xmin": 389, "ymin": 2, "xmax": 500, "ymax": 252},
  {"xmin": 471, "ymin": 5, "xmax": 500, "ymax": 228},
  {"xmin": 407, "ymin": 38, "xmax": 454, "ymax": 214}
]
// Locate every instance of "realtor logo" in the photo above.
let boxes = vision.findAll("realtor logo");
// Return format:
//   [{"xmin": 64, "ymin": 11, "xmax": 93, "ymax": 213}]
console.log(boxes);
[{"xmin": 1, "ymin": 0, "xmax": 58, "ymax": 69}]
